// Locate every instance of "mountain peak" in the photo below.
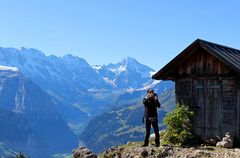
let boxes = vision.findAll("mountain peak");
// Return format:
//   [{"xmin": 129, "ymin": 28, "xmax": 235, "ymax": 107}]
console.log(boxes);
[
  {"xmin": 126, "ymin": 56, "xmax": 138, "ymax": 62},
  {"xmin": 124, "ymin": 56, "xmax": 137, "ymax": 61},
  {"xmin": 120, "ymin": 57, "xmax": 139, "ymax": 65},
  {"xmin": 63, "ymin": 54, "xmax": 87, "ymax": 63},
  {"xmin": 92, "ymin": 65, "xmax": 103, "ymax": 70},
  {"xmin": 19, "ymin": 47, "xmax": 46, "ymax": 58}
]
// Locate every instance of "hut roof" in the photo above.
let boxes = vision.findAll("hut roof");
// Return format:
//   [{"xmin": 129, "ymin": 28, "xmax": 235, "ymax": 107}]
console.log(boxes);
[{"xmin": 152, "ymin": 39, "xmax": 240, "ymax": 80}]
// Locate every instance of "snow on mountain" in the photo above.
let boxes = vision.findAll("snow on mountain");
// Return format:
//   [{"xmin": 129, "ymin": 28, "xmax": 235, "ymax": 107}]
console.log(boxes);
[
  {"xmin": 126, "ymin": 80, "xmax": 160, "ymax": 93},
  {"xmin": 0, "ymin": 47, "xmax": 110, "ymax": 91},
  {"xmin": 93, "ymin": 57, "xmax": 156, "ymax": 90},
  {"xmin": 0, "ymin": 47, "xmax": 173, "ymax": 135},
  {"xmin": 0, "ymin": 46, "xmax": 176, "ymax": 158},
  {"xmin": 0, "ymin": 65, "xmax": 18, "ymax": 71},
  {"xmin": 0, "ymin": 47, "xmax": 113, "ymax": 134},
  {"xmin": 108, "ymin": 64, "xmax": 126, "ymax": 74},
  {"xmin": 92, "ymin": 65, "xmax": 103, "ymax": 71},
  {"xmin": 103, "ymin": 77, "xmax": 117, "ymax": 86}
]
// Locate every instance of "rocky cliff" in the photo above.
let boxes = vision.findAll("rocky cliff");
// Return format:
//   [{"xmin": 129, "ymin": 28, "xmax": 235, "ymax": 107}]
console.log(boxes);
[
  {"xmin": 0, "ymin": 66, "xmax": 78, "ymax": 158},
  {"xmin": 73, "ymin": 141, "xmax": 240, "ymax": 158}
]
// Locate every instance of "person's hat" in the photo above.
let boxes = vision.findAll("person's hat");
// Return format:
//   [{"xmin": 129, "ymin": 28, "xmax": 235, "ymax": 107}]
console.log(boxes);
[{"xmin": 147, "ymin": 89, "xmax": 154, "ymax": 93}]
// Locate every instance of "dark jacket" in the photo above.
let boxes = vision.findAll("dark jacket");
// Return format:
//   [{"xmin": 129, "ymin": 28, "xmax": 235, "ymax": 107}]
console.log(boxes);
[{"xmin": 143, "ymin": 94, "xmax": 160, "ymax": 118}]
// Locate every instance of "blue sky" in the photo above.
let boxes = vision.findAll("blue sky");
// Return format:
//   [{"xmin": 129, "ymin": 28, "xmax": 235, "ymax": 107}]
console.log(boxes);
[{"xmin": 0, "ymin": 0, "xmax": 240, "ymax": 70}]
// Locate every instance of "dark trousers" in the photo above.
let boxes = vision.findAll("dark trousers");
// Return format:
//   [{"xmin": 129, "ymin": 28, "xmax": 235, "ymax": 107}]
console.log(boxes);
[{"xmin": 144, "ymin": 118, "xmax": 160, "ymax": 146}]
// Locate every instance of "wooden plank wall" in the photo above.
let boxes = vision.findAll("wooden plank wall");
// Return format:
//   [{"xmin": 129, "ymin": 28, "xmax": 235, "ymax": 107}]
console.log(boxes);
[
  {"xmin": 178, "ymin": 49, "xmax": 231, "ymax": 76},
  {"xmin": 175, "ymin": 78, "xmax": 192, "ymax": 106},
  {"xmin": 221, "ymin": 78, "xmax": 236, "ymax": 137},
  {"xmin": 236, "ymin": 79, "xmax": 240, "ymax": 139},
  {"xmin": 174, "ymin": 48, "xmax": 240, "ymax": 139},
  {"xmin": 176, "ymin": 77, "xmax": 239, "ymax": 138}
]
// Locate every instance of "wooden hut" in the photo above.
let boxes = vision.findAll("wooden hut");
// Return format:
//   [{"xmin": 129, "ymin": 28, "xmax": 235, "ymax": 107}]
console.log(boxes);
[{"xmin": 152, "ymin": 39, "xmax": 240, "ymax": 139}]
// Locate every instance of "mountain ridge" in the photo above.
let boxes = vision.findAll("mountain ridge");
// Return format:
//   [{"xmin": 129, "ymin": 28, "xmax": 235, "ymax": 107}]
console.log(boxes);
[
  {"xmin": 0, "ymin": 46, "xmax": 166, "ymax": 135},
  {"xmin": 0, "ymin": 46, "xmax": 175, "ymax": 157}
]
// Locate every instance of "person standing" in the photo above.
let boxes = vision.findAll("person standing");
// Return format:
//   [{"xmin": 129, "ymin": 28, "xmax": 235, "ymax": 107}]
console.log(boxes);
[{"xmin": 142, "ymin": 89, "xmax": 161, "ymax": 147}]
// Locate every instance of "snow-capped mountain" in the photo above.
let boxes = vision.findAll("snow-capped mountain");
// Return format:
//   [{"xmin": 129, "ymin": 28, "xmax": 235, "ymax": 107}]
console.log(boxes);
[
  {"xmin": 0, "ymin": 47, "xmax": 157, "ymax": 93},
  {"xmin": 0, "ymin": 47, "xmax": 174, "ymax": 135},
  {"xmin": 0, "ymin": 47, "xmax": 110, "ymax": 91},
  {"xmin": 92, "ymin": 57, "xmax": 156, "ymax": 89},
  {"xmin": 0, "ymin": 47, "xmax": 113, "ymax": 132}
]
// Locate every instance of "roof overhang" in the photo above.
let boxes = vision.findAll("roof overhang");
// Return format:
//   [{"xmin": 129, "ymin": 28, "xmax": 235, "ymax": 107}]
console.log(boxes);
[{"xmin": 152, "ymin": 39, "xmax": 240, "ymax": 80}]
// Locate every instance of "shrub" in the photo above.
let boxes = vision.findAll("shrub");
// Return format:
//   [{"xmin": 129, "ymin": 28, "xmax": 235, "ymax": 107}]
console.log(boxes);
[{"xmin": 162, "ymin": 103, "xmax": 195, "ymax": 145}]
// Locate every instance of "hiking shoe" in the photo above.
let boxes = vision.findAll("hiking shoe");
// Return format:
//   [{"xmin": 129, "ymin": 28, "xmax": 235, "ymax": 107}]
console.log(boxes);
[{"xmin": 154, "ymin": 144, "xmax": 160, "ymax": 147}]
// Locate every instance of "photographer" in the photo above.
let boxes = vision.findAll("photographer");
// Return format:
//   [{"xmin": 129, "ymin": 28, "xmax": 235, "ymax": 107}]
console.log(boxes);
[{"xmin": 142, "ymin": 89, "xmax": 161, "ymax": 147}]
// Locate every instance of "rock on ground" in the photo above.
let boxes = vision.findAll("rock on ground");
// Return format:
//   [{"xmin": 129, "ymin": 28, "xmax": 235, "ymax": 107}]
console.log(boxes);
[
  {"xmin": 73, "ymin": 147, "xmax": 97, "ymax": 158},
  {"xmin": 73, "ymin": 143, "xmax": 240, "ymax": 158},
  {"xmin": 216, "ymin": 132, "xmax": 233, "ymax": 148}
]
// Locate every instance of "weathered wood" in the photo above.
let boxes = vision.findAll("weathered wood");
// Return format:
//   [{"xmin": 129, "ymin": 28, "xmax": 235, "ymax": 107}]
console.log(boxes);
[
  {"xmin": 178, "ymin": 49, "xmax": 232, "ymax": 76},
  {"xmin": 176, "ymin": 75, "xmax": 238, "ymax": 139},
  {"xmin": 236, "ymin": 80, "xmax": 240, "ymax": 139},
  {"xmin": 168, "ymin": 44, "xmax": 239, "ymax": 139},
  {"xmin": 154, "ymin": 40, "xmax": 240, "ymax": 139}
]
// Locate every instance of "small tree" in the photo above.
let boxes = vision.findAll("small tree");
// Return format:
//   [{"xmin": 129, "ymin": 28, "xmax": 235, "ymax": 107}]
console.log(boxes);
[{"xmin": 162, "ymin": 103, "xmax": 195, "ymax": 145}]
